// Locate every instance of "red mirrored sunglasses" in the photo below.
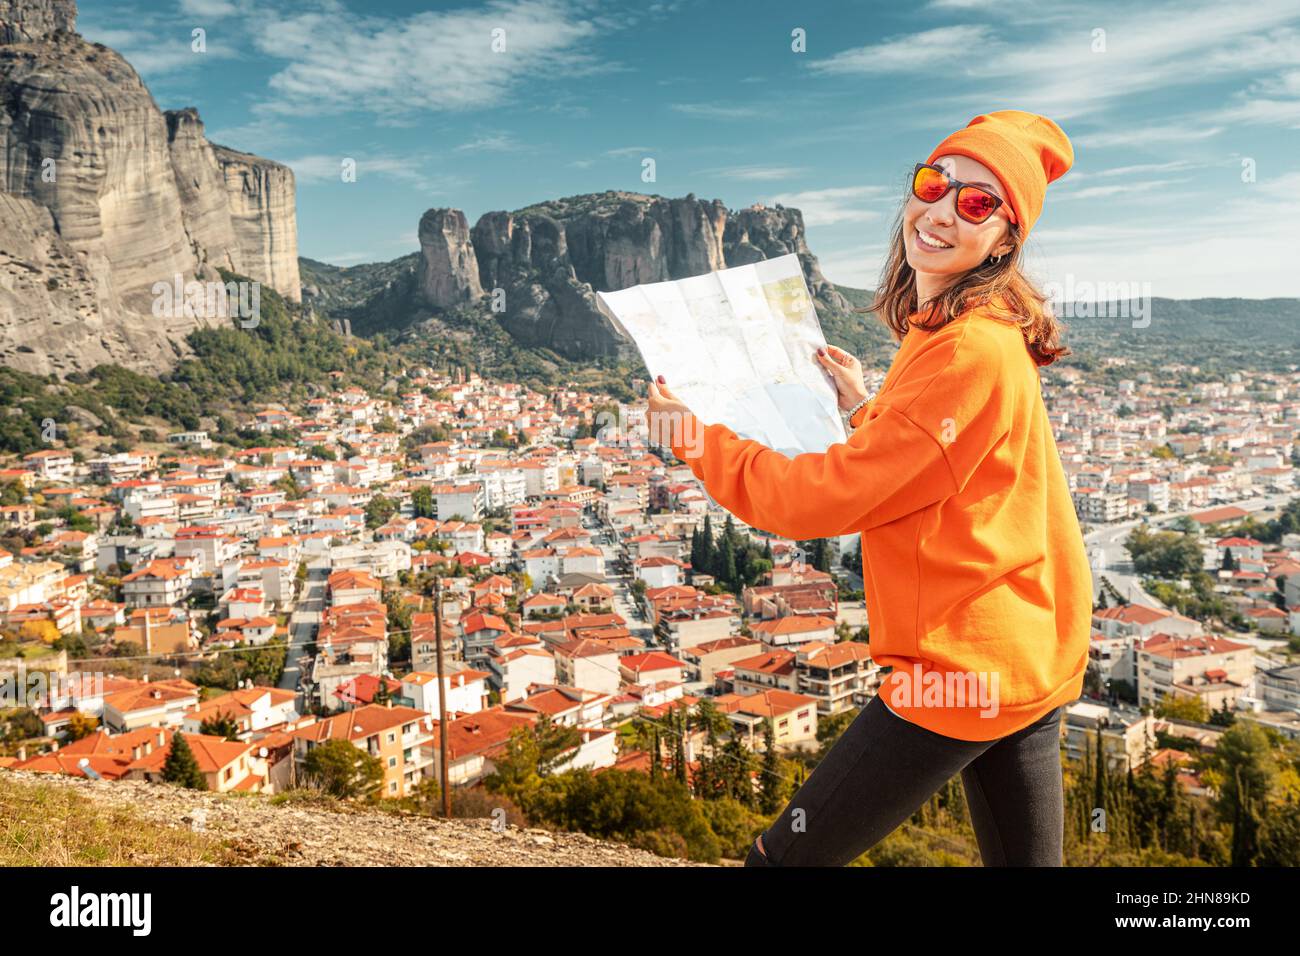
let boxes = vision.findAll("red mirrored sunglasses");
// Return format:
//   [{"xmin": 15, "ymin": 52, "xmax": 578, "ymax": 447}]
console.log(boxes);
[{"xmin": 911, "ymin": 162, "xmax": 1017, "ymax": 226}]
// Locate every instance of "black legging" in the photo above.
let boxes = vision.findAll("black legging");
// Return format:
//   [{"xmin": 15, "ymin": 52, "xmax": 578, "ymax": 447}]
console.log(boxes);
[{"xmin": 745, "ymin": 692, "xmax": 1066, "ymax": 866}]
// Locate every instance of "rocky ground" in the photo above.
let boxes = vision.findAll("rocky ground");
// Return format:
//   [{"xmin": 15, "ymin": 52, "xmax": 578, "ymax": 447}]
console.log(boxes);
[{"xmin": 2, "ymin": 770, "xmax": 721, "ymax": 867}]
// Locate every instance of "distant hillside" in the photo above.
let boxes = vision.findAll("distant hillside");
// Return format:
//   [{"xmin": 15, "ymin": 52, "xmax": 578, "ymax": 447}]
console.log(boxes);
[{"xmin": 1052, "ymin": 297, "xmax": 1300, "ymax": 376}]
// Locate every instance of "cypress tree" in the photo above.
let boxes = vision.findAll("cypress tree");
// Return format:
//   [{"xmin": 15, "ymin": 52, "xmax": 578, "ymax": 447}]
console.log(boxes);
[
  {"xmin": 697, "ymin": 717, "xmax": 719, "ymax": 799},
  {"xmin": 758, "ymin": 718, "xmax": 782, "ymax": 815},
  {"xmin": 811, "ymin": 538, "xmax": 830, "ymax": 572},
  {"xmin": 720, "ymin": 537, "xmax": 738, "ymax": 589},
  {"xmin": 720, "ymin": 734, "xmax": 755, "ymax": 806},
  {"xmin": 162, "ymin": 732, "xmax": 206, "ymax": 790},
  {"xmin": 673, "ymin": 706, "xmax": 687, "ymax": 786},
  {"xmin": 1230, "ymin": 766, "xmax": 1261, "ymax": 866},
  {"xmin": 737, "ymin": 544, "xmax": 752, "ymax": 586},
  {"xmin": 1093, "ymin": 724, "xmax": 1108, "ymax": 818},
  {"xmin": 700, "ymin": 515, "xmax": 715, "ymax": 576}
]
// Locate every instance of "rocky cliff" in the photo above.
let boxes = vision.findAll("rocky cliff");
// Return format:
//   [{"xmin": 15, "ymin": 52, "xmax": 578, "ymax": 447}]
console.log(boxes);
[
  {"xmin": 165, "ymin": 108, "xmax": 242, "ymax": 276},
  {"xmin": 0, "ymin": 191, "xmax": 189, "ymax": 374},
  {"xmin": 415, "ymin": 190, "xmax": 851, "ymax": 360},
  {"xmin": 0, "ymin": 0, "xmax": 300, "ymax": 376},
  {"xmin": 0, "ymin": 0, "xmax": 75, "ymax": 44},
  {"xmin": 419, "ymin": 208, "xmax": 482, "ymax": 309},
  {"xmin": 212, "ymin": 143, "xmax": 301, "ymax": 304}
]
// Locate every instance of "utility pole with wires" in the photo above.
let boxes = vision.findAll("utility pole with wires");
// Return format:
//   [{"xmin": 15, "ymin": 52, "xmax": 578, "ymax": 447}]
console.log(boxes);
[{"xmin": 433, "ymin": 573, "xmax": 452, "ymax": 819}]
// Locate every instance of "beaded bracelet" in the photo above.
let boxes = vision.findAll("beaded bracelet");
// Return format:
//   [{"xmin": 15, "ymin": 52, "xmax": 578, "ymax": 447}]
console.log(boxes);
[{"xmin": 845, "ymin": 394, "xmax": 871, "ymax": 424}]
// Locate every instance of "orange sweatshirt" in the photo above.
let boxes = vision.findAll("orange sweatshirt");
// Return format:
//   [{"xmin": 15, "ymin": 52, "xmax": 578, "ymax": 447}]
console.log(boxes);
[{"xmin": 667, "ymin": 297, "xmax": 1092, "ymax": 741}]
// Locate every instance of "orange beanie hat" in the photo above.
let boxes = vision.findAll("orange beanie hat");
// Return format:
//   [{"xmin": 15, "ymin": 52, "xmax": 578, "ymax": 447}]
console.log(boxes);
[{"xmin": 925, "ymin": 109, "xmax": 1073, "ymax": 239}]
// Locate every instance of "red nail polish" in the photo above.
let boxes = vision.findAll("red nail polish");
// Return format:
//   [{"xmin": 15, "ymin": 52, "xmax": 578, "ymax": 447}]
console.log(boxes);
[{"xmin": 657, "ymin": 374, "xmax": 665, "ymax": 383}]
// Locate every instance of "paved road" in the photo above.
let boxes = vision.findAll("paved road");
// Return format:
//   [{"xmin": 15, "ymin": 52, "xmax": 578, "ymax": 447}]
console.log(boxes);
[
  {"xmin": 279, "ymin": 559, "xmax": 328, "ymax": 700},
  {"xmin": 583, "ymin": 511, "xmax": 654, "ymax": 641},
  {"xmin": 1084, "ymin": 491, "xmax": 1296, "ymax": 612}
]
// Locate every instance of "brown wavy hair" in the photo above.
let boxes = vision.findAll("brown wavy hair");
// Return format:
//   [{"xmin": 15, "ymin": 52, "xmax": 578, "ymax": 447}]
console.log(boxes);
[{"xmin": 860, "ymin": 187, "xmax": 1070, "ymax": 367}]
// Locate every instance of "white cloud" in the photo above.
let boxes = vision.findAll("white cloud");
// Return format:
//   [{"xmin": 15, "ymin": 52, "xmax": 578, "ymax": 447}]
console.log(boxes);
[
  {"xmin": 178, "ymin": 0, "xmax": 247, "ymax": 18},
  {"xmin": 1209, "ymin": 96, "xmax": 1300, "ymax": 129},
  {"xmin": 670, "ymin": 103, "xmax": 759, "ymax": 119},
  {"xmin": 1029, "ymin": 171, "xmax": 1300, "ymax": 298},
  {"xmin": 455, "ymin": 133, "xmax": 527, "ymax": 152},
  {"xmin": 1067, "ymin": 160, "xmax": 1200, "ymax": 182},
  {"xmin": 250, "ymin": 0, "xmax": 610, "ymax": 118},
  {"xmin": 602, "ymin": 145, "xmax": 657, "ymax": 158},
  {"xmin": 815, "ymin": 244, "xmax": 890, "ymax": 289},
  {"xmin": 807, "ymin": 25, "xmax": 992, "ymax": 76},
  {"xmin": 696, "ymin": 165, "xmax": 805, "ymax": 182},
  {"xmin": 77, "ymin": 23, "xmax": 238, "ymax": 74},
  {"xmin": 809, "ymin": 1, "xmax": 1300, "ymax": 127},
  {"xmin": 1073, "ymin": 124, "xmax": 1225, "ymax": 149},
  {"xmin": 282, "ymin": 153, "xmax": 467, "ymax": 194},
  {"xmin": 760, "ymin": 185, "xmax": 890, "ymax": 226},
  {"xmin": 1052, "ymin": 177, "xmax": 1193, "ymax": 201}
]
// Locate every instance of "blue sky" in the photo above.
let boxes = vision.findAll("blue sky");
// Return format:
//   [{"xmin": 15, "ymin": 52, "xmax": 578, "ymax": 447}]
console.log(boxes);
[{"xmin": 80, "ymin": 0, "xmax": 1300, "ymax": 298}]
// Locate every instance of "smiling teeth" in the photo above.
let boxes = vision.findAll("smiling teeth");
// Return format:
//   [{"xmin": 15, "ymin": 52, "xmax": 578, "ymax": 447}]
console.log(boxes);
[{"xmin": 918, "ymin": 230, "xmax": 952, "ymax": 249}]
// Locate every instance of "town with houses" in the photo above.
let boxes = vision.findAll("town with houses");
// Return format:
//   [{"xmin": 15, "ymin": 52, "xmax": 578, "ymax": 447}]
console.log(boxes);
[{"xmin": 2, "ymin": 360, "xmax": 1300, "ymax": 805}]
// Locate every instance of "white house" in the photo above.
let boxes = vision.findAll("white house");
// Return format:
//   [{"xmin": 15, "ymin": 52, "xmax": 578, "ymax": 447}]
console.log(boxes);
[{"xmin": 401, "ymin": 669, "xmax": 490, "ymax": 716}]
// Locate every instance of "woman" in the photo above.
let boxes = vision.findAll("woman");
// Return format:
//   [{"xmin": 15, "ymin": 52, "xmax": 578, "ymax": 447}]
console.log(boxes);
[{"xmin": 646, "ymin": 110, "xmax": 1092, "ymax": 867}]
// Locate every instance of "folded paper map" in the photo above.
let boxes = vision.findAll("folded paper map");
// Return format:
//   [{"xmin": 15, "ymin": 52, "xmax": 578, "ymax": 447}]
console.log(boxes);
[{"xmin": 595, "ymin": 253, "xmax": 847, "ymax": 460}]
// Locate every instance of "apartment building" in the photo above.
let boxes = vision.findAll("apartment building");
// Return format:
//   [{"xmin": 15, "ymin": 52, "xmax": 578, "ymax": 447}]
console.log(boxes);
[
  {"xmin": 291, "ymin": 703, "xmax": 435, "ymax": 798},
  {"xmin": 1135, "ymin": 633, "xmax": 1255, "ymax": 711}
]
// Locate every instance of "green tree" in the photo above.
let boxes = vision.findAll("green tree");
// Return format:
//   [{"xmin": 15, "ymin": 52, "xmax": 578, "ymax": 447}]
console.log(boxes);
[
  {"xmin": 411, "ymin": 485, "xmax": 435, "ymax": 518},
  {"xmin": 1257, "ymin": 796, "xmax": 1300, "ymax": 866},
  {"xmin": 364, "ymin": 495, "xmax": 397, "ymax": 530},
  {"xmin": 698, "ymin": 515, "xmax": 715, "ymax": 577},
  {"xmin": 162, "ymin": 732, "xmax": 207, "ymax": 789},
  {"xmin": 1207, "ymin": 721, "xmax": 1280, "ymax": 866},
  {"xmin": 759, "ymin": 717, "xmax": 780, "ymax": 816},
  {"xmin": 302, "ymin": 738, "xmax": 385, "ymax": 798},
  {"xmin": 199, "ymin": 710, "xmax": 242, "ymax": 741},
  {"xmin": 65, "ymin": 712, "xmax": 99, "ymax": 742},
  {"xmin": 1124, "ymin": 526, "xmax": 1204, "ymax": 578},
  {"xmin": 1155, "ymin": 693, "xmax": 1209, "ymax": 724}
]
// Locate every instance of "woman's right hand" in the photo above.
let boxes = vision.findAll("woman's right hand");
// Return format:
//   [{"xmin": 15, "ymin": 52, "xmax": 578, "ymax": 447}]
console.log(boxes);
[{"xmin": 814, "ymin": 344, "xmax": 869, "ymax": 411}]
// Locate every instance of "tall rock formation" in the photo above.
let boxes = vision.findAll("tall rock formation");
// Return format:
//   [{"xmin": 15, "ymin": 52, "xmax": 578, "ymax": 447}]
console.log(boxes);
[
  {"xmin": 0, "ymin": 23, "xmax": 200, "ymax": 315},
  {"xmin": 0, "ymin": 191, "xmax": 189, "ymax": 375},
  {"xmin": 468, "ymin": 207, "xmax": 613, "ymax": 357},
  {"xmin": 213, "ymin": 144, "xmax": 301, "ymax": 304},
  {"xmin": 165, "ymin": 108, "xmax": 242, "ymax": 275},
  {"xmin": 418, "ymin": 208, "xmax": 482, "ymax": 309},
  {"xmin": 725, "ymin": 203, "xmax": 851, "ymax": 312},
  {"xmin": 0, "ymin": 0, "xmax": 301, "ymax": 376},
  {"xmin": 412, "ymin": 190, "xmax": 848, "ymax": 360},
  {"xmin": 0, "ymin": 0, "xmax": 75, "ymax": 43}
]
